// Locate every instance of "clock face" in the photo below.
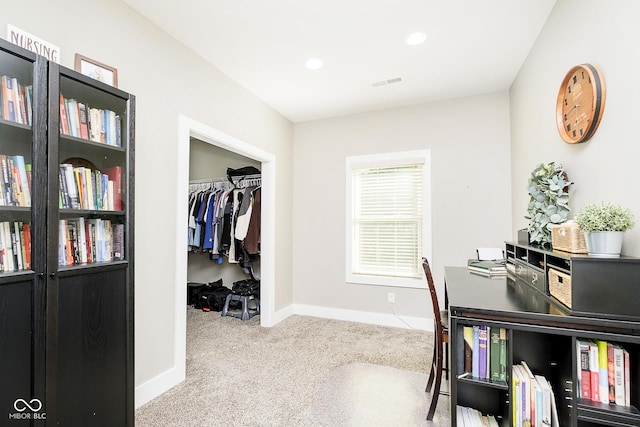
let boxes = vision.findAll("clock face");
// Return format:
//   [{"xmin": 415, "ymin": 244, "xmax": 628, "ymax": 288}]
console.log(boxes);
[{"xmin": 556, "ymin": 64, "xmax": 606, "ymax": 144}]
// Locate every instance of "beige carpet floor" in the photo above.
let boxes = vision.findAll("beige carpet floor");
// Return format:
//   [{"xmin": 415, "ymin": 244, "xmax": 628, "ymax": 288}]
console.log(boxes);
[{"xmin": 135, "ymin": 308, "xmax": 450, "ymax": 426}]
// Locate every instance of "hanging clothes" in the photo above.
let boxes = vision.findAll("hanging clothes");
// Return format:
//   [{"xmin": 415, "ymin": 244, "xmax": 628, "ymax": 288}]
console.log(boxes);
[
  {"xmin": 187, "ymin": 175, "xmax": 261, "ymax": 262},
  {"xmin": 244, "ymin": 187, "xmax": 261, "ymax": 255}
]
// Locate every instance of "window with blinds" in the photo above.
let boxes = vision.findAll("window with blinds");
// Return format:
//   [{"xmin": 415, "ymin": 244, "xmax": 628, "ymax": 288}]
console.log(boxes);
[{"xmin": 346, "ymin": 150, "xmax": 431, "ymax": 288}]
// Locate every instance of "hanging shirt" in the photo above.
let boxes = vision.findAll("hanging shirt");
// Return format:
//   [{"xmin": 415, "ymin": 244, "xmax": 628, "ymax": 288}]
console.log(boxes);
[
  {"xmin": 244, "ymin": 187, "xmax": 261, "ymax": 255},
  {"xmin": 234, "ymin": 186, "xmax": 256, "ymax": 241}
]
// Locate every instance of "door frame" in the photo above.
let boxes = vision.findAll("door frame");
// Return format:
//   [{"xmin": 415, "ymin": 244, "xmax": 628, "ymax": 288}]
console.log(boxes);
[{"xmin": 175, "ymin": 114, "xmax": 276, "ymax": 377}]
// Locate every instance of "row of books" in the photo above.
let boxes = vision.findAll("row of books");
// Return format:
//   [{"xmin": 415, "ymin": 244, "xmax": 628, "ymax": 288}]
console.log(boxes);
[
  {"xmin": 58, "ymin": 218, "xmax": 123, "ymax": 266},
  {"xmin": 456, "ymin": 405, "xmax": 499, "ymax": 426},
  {"xmin": 59, "ymin": 94, "xmax": 122, "ymax": 147},
  {"xmin": 59, "ymin": 164, "xmax": 122, "ymax": 211},
  {"xmin": 461, "ymin": 325, "xmax": 508, "ymax": 382},
  {"xmin": 0, "ymin": 221, "xmax": 31, "ymax": 272},
  {"xmin": 1, "ymin": 75, "xmax": 32, "ymax": 126},
  {"xmin": 512, "ymin": 361, "xmax": 559, "ymax": 427},
  {"xmin": 0, "ymin": 154, "xmax": 31, "ymax": 207},
  {"xmin": 467, "ymin": 260, "xmax": 507, "ymax": 277},
  {"xmin": 577, "ymin": 338, "xmax": 631, "ymax": 406}
]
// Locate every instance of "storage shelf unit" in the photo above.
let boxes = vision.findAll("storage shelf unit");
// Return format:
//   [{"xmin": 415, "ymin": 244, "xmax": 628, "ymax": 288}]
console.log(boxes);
[
  {"xmin": 0, "ymin": 38, "xmax": 134, "ymax": 426},
  {"xmin": 446, "ymin": 265, "xmax": 640, "ymax": 427},
  {"xmin": 505, "ymin": 242, "xmax": 640, "ymax": 321}
]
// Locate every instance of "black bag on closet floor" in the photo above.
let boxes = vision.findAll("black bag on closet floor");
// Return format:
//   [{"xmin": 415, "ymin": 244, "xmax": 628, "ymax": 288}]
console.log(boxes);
[
  {"xmin": 191, "ymin": 279, "xmax": 234, "ymax": 312},
  {"xmin": 231, "ymin": 278, "xmax": 260, "ymax": 297}
]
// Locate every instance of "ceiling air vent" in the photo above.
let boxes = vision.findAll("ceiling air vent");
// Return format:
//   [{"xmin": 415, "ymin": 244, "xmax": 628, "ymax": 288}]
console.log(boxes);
[{"xmin": 372, "ymin": 77, "xmax": 402, "ymax": 87}]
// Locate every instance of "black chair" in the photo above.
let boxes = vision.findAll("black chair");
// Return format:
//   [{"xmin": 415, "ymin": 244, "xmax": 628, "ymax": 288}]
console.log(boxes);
[{"xmin": 423, "ymin": 257, "xmax": 449, "ymax": 421}]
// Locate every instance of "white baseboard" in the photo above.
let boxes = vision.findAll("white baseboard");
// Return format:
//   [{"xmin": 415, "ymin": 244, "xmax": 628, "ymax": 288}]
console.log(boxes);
[
  {"xmin": 270, "ymin": 304, "xmax": 295, "ymax": 325},
  {"xmin": 135, "ymin": 365, "xmax": 185, "ymax": 409},
  {"xmin": 291, "ymin": 304, "xmax": 433, "ymax": 332}
]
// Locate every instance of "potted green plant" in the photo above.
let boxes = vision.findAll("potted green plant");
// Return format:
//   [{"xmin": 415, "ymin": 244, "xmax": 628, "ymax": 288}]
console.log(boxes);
[
  {"xmin": 574, "ymin": 203, "xmax": 636, "ymax": 257},
  {"xmin": 526, "ymin": 162, "xmax": 573, "ymax": 246}
]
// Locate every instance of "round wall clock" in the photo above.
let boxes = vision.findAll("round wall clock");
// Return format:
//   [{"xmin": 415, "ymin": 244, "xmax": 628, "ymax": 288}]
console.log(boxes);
[{"xmin": 555, "ymin": 63, "xmax": 606, "ymax": 144}]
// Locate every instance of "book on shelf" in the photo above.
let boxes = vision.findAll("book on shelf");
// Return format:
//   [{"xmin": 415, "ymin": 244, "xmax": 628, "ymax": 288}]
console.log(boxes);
[
  {"xmin": 112, "ymin": 223, "xmax": 124, "ymax": 260},
  {"xmin": 624, "ymin": 348, "xmax": 630, "ymax": 407},
  {"xmin": 577, "ymin": 339, "xmax": 591, "ymax": 400},
  {"xmin": 478, "ymin": 325, "xmax": 488, "ymax": 379},
  {"xmin": 12, "ymin": 221, "xmax": 23, "ymax": 271},
  {"xmin": 607, "ymin": 342, "xmax": 616, "ymax": 404},
  {"xmin": 472, "ymin": 325, "xmax": 480, "ymax": 378},
  {"xmin": 103, "ymin": 166, "xmax": 122, "ymax": 210},
  {"xmin": 512, "ymin": 364, "xmax": 523, "ymax": 426},
  {"xmin": 534, "ymin": 374, "xmax": 552, "ymax": 427},
  {"xmin": 489, "ymin": 327, "xmax": 501, "ymax": 381},
  {"xmin": 78, "ymin": 102, "xmax": 89, "ymax": 139},
  {"xmin": 463, "ymin": 325, "xmax": 473, "ymax": 374},
  {"xmin": 22, "ymin": 223, "xmax": 31, "ymax": 270},
  {"xmin": 588, "ymin": 340, "xmax": 600, "ymax": 402},
  {"xmin": 12, "ymin": 155, "xmax": 31, "ymax": 207},
  {"xmin": 594, "ymin": 340, "xmax": 609, "ymax": 404},
  {"xmin": 521, "ymin": 361, "xmax": 536, "ymax": 426},
  {"xmin": 613, "ymin": 344, "xmax": 626, "ymax": 406},
  {"xmin": 59, "ymin": 94, "xmax": 69, "ymax": 135},
  {"xmin": 2, "ymin": 75, "xmax": 16, "ymax": 122},
  {"xmin": 499, "ymin": 328, "xmax": 508, "ymax": 382}
]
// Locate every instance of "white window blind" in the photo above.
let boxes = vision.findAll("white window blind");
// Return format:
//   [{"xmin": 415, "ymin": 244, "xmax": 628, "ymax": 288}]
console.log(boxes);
[{"xmin": 352, "ymin": 163, "xmax": 423, "ymax": 280}]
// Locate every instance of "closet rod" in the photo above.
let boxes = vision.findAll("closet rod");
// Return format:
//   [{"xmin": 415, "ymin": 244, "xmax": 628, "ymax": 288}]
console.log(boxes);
[{"xmin": 188, "ymin": 173, "xmax": 261, "ymax": 185}]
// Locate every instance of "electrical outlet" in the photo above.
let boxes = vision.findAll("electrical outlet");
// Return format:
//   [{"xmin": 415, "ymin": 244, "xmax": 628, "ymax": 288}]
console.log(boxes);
[{"xmin": 387, "ymin": 292, "xmax": 395, "ymax": 304}]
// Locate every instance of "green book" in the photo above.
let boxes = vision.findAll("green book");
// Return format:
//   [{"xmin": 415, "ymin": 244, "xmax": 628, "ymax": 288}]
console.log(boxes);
[
  {"xmin": 490, "ymin": 327, "xmax": 501, "ymax": 381},
  {"xmin": 499, "ymin": 328, "xmax": 508, "ymax": 382}
]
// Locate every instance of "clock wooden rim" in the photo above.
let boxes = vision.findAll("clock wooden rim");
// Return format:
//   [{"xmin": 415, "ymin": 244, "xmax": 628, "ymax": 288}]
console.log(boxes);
[{"xmin": 555, "ymin": 63, "xmax": 606, "ymax": 144}]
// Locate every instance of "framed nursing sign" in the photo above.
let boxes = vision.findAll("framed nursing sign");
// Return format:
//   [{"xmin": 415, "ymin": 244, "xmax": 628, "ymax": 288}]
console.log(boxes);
[{"xmin": 6, "ymin": 24, "xmax": 60, "ymax": 63}]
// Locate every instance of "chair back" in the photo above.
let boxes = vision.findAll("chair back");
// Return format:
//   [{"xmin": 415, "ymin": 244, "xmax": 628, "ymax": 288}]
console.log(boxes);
[
  {"xmin": 422, "ymin": 257, "xmax": 443, "ymax": 336},
  {"xmin": 422, "ymin": 258, "xmax": 440, "ymax": 322}
]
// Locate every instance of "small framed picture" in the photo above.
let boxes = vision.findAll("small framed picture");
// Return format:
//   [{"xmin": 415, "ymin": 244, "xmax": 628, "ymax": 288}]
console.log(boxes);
[{"xmin": 74, "ymin": 54, "xmax": 118, "ymax": 87}]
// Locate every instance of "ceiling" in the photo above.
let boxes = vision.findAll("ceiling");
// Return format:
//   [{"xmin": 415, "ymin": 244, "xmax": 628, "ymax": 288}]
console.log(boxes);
[{"xmin": 124, "ymin": 0, "xmax": 557, "ymax": 123}]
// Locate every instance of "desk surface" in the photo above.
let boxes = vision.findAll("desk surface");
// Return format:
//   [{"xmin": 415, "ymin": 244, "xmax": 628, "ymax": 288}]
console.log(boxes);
[
  {"xmin": 445, "ymin": 266, "xmax": 561, "ymax": 314},
  {"xmin": 444, "ymin": 266, "xmax": 640, "ymax": 332}
]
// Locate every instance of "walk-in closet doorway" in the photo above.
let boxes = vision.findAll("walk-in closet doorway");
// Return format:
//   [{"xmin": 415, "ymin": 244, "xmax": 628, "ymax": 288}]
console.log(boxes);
[{"xmin": 175, "ymin": 115, "xmax": 276, "ymax": 383}]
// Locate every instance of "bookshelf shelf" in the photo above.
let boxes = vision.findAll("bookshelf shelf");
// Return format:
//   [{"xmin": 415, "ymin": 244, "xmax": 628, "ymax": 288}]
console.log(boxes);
[
  {"xmin": 0, "ymin": 38, "xmax": 134, "ymax": 425},
  {"xmin": 458, "ymin": 375, "xmax": 509, "ymax": 390}
]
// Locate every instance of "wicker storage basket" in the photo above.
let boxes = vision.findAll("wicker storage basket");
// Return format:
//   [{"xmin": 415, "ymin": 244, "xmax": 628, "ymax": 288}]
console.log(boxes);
[
  {"xmin": 551, "ymin": 223, "xmax": 587, "ymax": 253},
  {"xmin": 548, "ymin": 268, "xmax": 572, "ymax": 308}
]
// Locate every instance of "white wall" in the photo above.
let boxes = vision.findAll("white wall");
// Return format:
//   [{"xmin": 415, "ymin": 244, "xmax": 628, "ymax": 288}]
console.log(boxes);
[
  {"xmin": 2, "ymin": 0, "xmax": 294, "ymax": 405},
  {"xmin": 510, "ymin": 0, "xmax": 640, "ymax": 256},
  {"xmin": 292, "ymin": 93, "xmax": 513, "ymax": 322}
]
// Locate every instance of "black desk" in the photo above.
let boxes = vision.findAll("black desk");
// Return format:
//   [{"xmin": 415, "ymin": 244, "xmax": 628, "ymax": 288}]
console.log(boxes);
[
  {"xmin": 444, "ymin": 266, "xmax": 640, "ymax": 427},
  {"xmin": 445, "ymin": 266, "xmax": 568, "ymax": 321}
]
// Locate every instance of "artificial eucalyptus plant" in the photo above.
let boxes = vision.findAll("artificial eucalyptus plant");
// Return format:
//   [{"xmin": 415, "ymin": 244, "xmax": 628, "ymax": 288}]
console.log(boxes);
[{"xmin": 526, "ymin": 162, "xmax": 573, "ymax": 246}]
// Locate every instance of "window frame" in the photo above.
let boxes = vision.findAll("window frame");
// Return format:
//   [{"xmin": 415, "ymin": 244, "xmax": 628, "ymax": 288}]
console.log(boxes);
[{"xmin": 345, "ymin": 150, "xmax": 432, "ymax": 289}]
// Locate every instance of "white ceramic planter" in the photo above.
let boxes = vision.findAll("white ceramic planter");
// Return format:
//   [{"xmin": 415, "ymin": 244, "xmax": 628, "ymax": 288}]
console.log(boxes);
[{"xmin": 584, "ymin": 231, "xmax": 624, "ymax": 257}]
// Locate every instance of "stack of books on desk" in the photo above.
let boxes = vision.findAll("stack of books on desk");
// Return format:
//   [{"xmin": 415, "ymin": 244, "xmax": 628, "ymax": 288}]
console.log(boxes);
[{"xmin": 467, "ymin": 260, "xmax": 507, "ymax": 277}]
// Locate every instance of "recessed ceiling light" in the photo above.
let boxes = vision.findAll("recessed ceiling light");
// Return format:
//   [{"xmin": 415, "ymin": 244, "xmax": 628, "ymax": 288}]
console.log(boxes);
[
  {"xmin": 305, "ymin": 58, "xmax": 323, "ymax": 70},
  {"xmin": 406, "ymin": 32, "xmax": 427, "ymax": 46}
]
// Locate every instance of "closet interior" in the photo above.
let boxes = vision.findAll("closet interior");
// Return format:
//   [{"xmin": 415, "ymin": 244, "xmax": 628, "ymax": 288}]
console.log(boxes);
[{"xmin": 187, "ymin": 137, "xmax": 261, "ymax": 318}]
